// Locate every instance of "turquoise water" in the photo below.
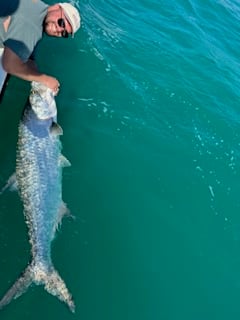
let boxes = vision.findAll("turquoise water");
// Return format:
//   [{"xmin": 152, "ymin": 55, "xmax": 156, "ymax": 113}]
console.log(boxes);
[{"xmin": 1, "ymin": 0, "xmax": 240, "ymax": 319}]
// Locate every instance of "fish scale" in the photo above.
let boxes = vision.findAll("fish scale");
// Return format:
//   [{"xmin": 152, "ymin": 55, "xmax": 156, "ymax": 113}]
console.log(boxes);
[{"xmin": 0, "ymin": 82, "xmax": 74, "ymax": 312}]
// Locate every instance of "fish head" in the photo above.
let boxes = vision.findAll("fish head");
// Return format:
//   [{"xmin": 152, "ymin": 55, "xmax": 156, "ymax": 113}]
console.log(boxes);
[{"xmin": 29, "ymin": 82, "xmax": 57, "ymax": 120}]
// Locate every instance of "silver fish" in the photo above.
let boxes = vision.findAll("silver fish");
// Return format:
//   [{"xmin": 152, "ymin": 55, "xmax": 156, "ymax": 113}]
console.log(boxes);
[{"xmin": 0, "ymin": 81, "xmax": 74, "ymax": 312}]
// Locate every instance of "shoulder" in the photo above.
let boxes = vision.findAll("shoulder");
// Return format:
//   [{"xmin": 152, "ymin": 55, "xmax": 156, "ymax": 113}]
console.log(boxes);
[
  {"xmin": 20, "ymin": 0, "xmax": 48, "ymax": 16},
  {"xmin": 3, "ymin": 0, "xmax": 48, "ymax": 61}
]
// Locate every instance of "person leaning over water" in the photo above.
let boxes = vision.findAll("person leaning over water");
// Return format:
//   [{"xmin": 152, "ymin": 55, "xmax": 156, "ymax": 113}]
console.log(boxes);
[{"xmin": 0, "ymin": 1, "xmax": 81, "ymax": 94}]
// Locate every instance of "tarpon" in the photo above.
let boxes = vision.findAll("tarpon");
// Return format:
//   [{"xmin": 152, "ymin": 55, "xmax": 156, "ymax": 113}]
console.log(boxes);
[{"xmin": 0, "ymin": 82, "xmax": 74, "ymax": 312}]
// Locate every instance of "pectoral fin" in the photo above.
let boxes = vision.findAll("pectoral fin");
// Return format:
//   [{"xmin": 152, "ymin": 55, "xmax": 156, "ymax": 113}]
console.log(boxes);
[
  {"xmin": 50, "ymin": 122, "xmax": 63, "ymax": 136},
  {"xmin": 0, "ymin": 173, "xmax": 18, "ymax": 195},
  {"xmin": 59, "ymin": 155, "xmax": 71, "ymax": 167}
]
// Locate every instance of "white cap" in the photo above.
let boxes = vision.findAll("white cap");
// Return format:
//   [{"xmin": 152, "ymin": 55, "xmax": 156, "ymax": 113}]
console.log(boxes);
[{"xmin": 59, "ymin": 3, "xmax": 81, "ymax": 35}]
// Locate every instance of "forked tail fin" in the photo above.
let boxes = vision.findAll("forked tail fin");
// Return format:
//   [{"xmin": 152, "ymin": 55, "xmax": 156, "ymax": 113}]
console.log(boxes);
[
  {"xmin": 0, "ymin": 262, "xmax": 75, "ymax": 312},
  {"xmin": 0, "ymin": 264, "xmax": 32, "ymax": 308}
]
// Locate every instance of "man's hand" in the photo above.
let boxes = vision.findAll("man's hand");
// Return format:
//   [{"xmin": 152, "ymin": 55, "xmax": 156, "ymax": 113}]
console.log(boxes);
[
  {"xmin": 39, "ymin": 74, "xmax": 60, "ymax": 94},
  {"xmin": 2, "ymin": 47, "xmax": 60, "ymax": 94}
]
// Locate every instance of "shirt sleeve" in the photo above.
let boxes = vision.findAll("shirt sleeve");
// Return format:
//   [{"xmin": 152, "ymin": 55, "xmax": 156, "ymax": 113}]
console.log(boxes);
[
  {"xmin": 4, "ymin": 38, "xmax": 32, "ymax": 62},
  {"xmin": 3, "ymin": 16, "xmax": 42, "ymax": 62}
]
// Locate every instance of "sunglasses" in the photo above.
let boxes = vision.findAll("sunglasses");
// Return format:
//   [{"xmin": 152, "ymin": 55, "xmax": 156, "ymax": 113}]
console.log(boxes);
[{"xmin": 57, "ymin": 18, "xmax": 69, "ymax": 38}]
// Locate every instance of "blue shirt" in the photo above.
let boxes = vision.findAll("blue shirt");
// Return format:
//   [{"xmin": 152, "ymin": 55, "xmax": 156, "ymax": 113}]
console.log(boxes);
[{"xmin": 0, "ymin": 0, "xmax": 48, "ymax": 62}]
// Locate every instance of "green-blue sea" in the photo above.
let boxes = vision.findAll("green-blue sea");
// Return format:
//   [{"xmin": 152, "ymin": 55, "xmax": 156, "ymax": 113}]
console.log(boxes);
[{"xmin": 1, "ymin": 0, "xmax": 240, "ymax": 319}]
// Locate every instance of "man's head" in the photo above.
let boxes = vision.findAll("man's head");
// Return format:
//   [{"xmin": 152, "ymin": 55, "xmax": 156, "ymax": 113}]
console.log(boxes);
[{"xmin": 44, "ymin": 3, "xmax": 81, "ymax": 38}]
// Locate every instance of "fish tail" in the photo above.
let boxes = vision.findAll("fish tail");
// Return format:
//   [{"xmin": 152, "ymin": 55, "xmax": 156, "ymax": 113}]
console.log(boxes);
[
  {"xmin": 37, "ymin": 263, "xmax": 75, "ymax": 313},
  {"xmin": 0, "ymin": 264, "xmax": 33, "ymax": 309},
  {"xmin": 0, "ymin": 261, "xmax": 75, "ymax": 312}
]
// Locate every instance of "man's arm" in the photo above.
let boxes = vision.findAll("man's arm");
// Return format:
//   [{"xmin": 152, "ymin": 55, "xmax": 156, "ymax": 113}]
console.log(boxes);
[{"xmin": 2, "ymin": 47, "xmax": 60, "ymax": 92}]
